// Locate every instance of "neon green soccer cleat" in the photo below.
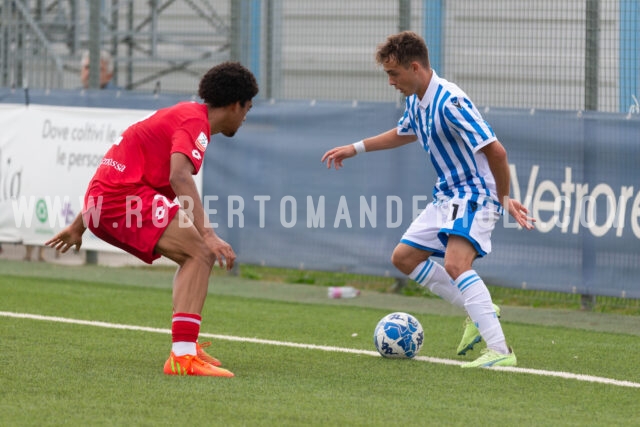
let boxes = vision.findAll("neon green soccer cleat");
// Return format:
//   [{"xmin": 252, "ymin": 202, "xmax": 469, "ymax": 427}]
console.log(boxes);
[
  {"xmin": 456, "ymin": 304, "xmax": 501, "ymax": 356},
  {"xmin": 460, "ymin": 347, "xmax": 517, "ymax": 368}
]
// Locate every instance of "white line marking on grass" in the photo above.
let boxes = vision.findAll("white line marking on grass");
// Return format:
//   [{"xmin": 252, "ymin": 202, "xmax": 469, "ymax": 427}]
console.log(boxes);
[{"xmin": 2, "ymin": 311, "xmax": 639, "ymax": 389}]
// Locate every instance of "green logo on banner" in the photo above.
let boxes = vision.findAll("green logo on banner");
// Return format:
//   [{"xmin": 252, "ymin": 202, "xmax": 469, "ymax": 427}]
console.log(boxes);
[{"xmin": 35, "ymin": 199, "xmax": 48, "ymax": 224}]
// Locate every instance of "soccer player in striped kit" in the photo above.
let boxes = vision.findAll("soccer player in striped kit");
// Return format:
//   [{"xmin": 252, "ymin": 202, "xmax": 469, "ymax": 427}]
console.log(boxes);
[
  {"xmin": 322, "ymin": 31, "xmax": 535, "ymax": 368},
  {"xmin": 46, "ymin": 62, "xmax": 258, "ymax": 376}
]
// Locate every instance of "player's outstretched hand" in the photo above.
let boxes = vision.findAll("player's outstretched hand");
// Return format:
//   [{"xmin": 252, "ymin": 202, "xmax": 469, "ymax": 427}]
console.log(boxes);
[
  {"xmin": 45, "ymin": 225, "xmax": 84, "ymax": 253},
  {"xmin": 508, "ymin": 199, "xmax": 536, "ymax": 230},
  {"xmin": 205, "ymin": 234, "xmax": 236, "ymax": 271},
  {"xmin": 45, "ymin": 213, "xmax": 87, "ymax": 253},
  {"xmin": 321, "ymin": 145, "xmax": 357, "ymax": 170}
]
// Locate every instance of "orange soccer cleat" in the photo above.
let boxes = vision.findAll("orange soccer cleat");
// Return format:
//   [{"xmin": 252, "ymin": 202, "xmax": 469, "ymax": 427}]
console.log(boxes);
[
  {"xmin": 163, "ymin": 352, "xmax": 234, "ymax": 377},
  {"xmin": 196, "ymin": 341, "xmax": 223, "ymax": 367}
]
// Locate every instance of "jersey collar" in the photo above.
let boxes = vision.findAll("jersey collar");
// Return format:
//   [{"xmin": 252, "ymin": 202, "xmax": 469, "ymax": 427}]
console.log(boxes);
[{"xmin": 418, "ymin": 69, "xmax": 441, "ymax": 110}]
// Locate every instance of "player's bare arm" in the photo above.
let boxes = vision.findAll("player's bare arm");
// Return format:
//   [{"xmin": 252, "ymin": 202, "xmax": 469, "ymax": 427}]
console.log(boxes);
[
  {"xmin": 321, "ymin": 129, "xmax": 415, "ymax": 170},
  {"xmin": 169, "ymin": 152, "xmax": 236, "ymax": 270},
  {"xmin": 481, "ymin": 140, "xmax": 535, "ymax": 230}
]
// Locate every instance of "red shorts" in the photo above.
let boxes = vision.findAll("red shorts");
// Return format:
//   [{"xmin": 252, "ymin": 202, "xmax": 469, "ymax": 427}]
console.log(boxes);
[{"xmin": 82, "ymin": 183, "xmax": 180, "ymax": 264}]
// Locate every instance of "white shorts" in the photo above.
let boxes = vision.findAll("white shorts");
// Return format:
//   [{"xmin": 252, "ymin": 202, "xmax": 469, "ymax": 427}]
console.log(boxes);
[{"xmin": 399, "ymin": 197, "xmax": 500, "ymax": 258}]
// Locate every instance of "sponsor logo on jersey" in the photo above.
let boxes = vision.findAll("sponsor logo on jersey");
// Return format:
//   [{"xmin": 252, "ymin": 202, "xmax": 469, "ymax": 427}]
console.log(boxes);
[
  {"xmin": 101, "ymin": 157, "xmax": 126, "ymax": 172},
  {"xmin": 192, "ymin": 149, "xmax": 202, "ymax": 160},
  {"xmin": 195, "ymin": 132, "xmax": 209, "ymax": 151}
]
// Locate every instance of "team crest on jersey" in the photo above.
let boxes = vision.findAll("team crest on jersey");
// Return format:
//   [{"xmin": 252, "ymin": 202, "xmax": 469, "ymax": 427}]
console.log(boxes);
[
  {"xmin": 450, "ymin": 97, "xmax": 463, "ymax": 109},
  {"xmin": 195, "ymin": 132, "xmax": 209, "ymax": 151}
]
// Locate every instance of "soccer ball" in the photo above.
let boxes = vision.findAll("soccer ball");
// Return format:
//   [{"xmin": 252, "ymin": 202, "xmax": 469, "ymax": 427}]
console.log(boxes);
[{"xmin": 373, "ymin": 312, "xmax": 424, "ymax": 359}]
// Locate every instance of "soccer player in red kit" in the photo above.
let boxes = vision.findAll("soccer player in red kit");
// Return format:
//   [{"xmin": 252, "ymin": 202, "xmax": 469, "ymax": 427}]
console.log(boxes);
[{"xmin": 46, "ymin": 62, "xmax": 259, "ymax": 377}]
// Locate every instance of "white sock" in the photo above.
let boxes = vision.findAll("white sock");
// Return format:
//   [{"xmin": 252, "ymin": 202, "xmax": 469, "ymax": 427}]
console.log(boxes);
[
  {"xmin": 455, "ymin": 270, "xmax": 509, "ymax": 354},
  {"xmin": 409, "ymin": 259, "xmax": 465, "ymax": 309},
  {"xmin": 172, "ymin": 341, "xmax": 197, "ymax": 356}
]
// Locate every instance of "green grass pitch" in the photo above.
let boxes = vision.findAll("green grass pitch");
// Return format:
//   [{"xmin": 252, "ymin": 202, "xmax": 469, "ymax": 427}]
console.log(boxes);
[{"xmin": 0, "ymin": 260, "xmax": 638, "ymax": 426}]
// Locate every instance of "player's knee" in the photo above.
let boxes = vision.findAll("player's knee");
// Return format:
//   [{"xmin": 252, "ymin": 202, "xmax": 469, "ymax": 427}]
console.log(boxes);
[
  {"xmin": 195, "ymin": 246, "xmax": 217, "ymax": 268},
  {"xmin": 179, "ymin": 239, "xmax": 216, "ymax": 269},
  {"xmin": 390, "ymin": 248, "xmax": 403, "ymax": 270},
  {"xmin": 391, "ymin": 247, "xmax": 415, "ymax": 275},
  {"xmin": 443, "ymin": 262, "xmax": 466, "ymax": 281}
]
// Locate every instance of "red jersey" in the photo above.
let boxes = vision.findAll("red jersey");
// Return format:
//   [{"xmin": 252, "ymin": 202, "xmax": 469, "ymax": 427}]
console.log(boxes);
[{"xmin": 92, "ymin": 102, "xmax": 210, "ymax": 200}]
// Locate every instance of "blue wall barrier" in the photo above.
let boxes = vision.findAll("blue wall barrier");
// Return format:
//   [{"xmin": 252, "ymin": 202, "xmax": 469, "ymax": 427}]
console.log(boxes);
[
  {"xmin": 206, "ymin": 101, "xmax": 640, "ymax": 299},
  {"xmin": 2, "ymin": 90, "xmax": 639, "ymax": 298}
]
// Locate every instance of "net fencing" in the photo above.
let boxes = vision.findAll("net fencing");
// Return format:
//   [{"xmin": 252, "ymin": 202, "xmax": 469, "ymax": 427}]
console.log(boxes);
[{"xmin": 1, "ymin": 0, "xmax": 638, "ymax": 112}]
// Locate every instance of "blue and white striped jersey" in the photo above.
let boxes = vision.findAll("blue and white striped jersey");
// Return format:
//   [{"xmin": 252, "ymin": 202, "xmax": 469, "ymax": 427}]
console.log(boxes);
[{"xmin": 397, "ymin": 71, "xmax": 499, "ymax": 208}]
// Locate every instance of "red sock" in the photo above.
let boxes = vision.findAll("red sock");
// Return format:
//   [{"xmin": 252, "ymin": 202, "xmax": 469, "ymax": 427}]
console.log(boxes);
[{"xmin": 171, "ymin": 313, "xmax": 201, "ymax": 356}]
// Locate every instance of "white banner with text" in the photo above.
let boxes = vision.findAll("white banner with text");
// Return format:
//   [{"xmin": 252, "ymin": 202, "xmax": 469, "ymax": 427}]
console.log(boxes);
[{"xmin": 0, "ymin": 104, "xmax": 203, "ymax": 252}]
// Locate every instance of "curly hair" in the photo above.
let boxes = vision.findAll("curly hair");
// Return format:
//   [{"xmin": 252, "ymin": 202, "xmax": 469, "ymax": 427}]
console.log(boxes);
[
  {"xmin": 198, "ymin": 61, "xmax": 259, "ymax": 108},
  {"xmin": 375, "ymin": 31, "xmax": 430, "ymax": 69}
]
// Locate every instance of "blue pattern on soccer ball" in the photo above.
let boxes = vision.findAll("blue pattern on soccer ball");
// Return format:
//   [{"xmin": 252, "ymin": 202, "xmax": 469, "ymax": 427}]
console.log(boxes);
[{"xmin": 373, "ymin": 312, "xmax": 424, "ymax": 359}]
